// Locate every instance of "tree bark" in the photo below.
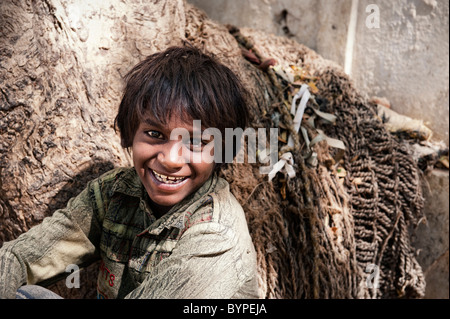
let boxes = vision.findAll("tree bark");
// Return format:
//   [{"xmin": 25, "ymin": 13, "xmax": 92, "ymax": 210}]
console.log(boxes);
[
  {"xmin": 0, "ymin": 0, "xmax": 187, "ymax": 242},
  {"xmin": 0, "ymin": 0, "xmax": 188, "ymax": 298}
]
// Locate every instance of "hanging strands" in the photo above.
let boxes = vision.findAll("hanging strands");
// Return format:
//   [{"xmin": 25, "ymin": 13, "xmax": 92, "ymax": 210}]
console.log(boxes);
[
  {"xmin": 227, "ymin": 25, "xmax": 367, "ymax": 299},
  {"xmin": 224, "ymin": 24, "xmax": 425, "ymax": 299},
  {"xmin": 186, "ymin": 7, "xmax": 425, "ymax": 298}
]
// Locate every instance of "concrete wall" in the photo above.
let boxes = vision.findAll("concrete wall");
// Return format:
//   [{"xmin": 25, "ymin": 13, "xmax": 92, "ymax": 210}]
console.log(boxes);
[
  {"xmin": 188, "ymin": 0, "xmax": 449, "ymax": 144},
  {"xmin": 352, "ymin": 0, "xmax": 449, "ymax": 145},
  {"xmin": 188, "ymin": 0, "xmax": 449, "ymax": 299},
  {"xmin": 412, "ymin": 170, "xmax": 449, "ymax": 299}
]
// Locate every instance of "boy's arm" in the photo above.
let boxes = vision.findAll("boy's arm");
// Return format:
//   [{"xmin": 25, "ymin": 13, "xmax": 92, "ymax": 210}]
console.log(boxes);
[
  {"xmin": 0, "ymin": 249, "xmax": 27, "ymax": 299},
  {"xmin": 0, "ymin": 183, "xmax": 102, "ymax": 299},
  {"xmin": 125, "ymin": 221, "xmax": 255, "ymax": 299}
]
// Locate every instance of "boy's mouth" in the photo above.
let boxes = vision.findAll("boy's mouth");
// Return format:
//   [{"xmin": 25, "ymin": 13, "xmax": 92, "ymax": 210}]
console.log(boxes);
[{"xmin": 150, "ymin": 169, "xmax": 188, "ymax": 185}]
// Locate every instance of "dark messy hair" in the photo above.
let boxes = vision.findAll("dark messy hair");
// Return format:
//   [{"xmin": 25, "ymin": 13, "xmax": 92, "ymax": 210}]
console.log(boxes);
[{"xmin": 114, "ymin": 45, "xmax": 249, "ymax": 159}]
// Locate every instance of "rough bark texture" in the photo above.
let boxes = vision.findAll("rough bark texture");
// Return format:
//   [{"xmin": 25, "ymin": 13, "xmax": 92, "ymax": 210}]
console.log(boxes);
[
  {"xmin": 0, "ymin": 0, "xmax": 188, "ymax": 241},
  {"xmin": 1, "ymin": 0, "xmax": 425, "ymax": 299},
  {"xmin": 1, "ymin": 0, "xmax": 186, "ymax": 298}
]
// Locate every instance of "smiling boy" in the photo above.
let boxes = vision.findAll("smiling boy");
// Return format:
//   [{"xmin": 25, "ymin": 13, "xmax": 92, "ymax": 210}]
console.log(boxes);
[
  {"xmin": 0, "ymin": 46, "xmax": 260, "ymax": 299},
  {"xmin": 132, "ymin": 116, "xmax": 215, "ymax": 214}
]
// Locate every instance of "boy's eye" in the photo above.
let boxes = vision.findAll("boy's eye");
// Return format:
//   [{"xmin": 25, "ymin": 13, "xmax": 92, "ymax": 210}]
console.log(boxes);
[{"xmin": 145, "ymin": 130, "xmax": 163, "ymax": 139}]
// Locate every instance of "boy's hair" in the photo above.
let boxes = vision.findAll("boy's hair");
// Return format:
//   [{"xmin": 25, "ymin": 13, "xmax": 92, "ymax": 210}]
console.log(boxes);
[{"xmin": 114, "ymin": 45, "xmax": 250, "ymax": 160}]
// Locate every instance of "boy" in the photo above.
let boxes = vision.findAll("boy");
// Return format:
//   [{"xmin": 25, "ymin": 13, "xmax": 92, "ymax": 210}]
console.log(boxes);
[{"xmin": 0, "ymin": 46, "xmax": 260, "ymax": 299}]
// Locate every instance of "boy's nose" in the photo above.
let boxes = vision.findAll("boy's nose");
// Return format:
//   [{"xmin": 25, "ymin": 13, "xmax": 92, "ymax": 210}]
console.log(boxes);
[{"xmin": 157, "ymin": 141, "xmax": 187, "ymax": 170}]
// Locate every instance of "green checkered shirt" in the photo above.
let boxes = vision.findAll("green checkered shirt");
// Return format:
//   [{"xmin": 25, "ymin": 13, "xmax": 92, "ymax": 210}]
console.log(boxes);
[{"xmin": 0, "ymin": 167, "xmax": 260, "ymax": 299}]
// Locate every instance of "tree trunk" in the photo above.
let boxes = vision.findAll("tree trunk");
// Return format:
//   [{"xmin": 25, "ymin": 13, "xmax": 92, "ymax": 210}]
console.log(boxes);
[{"xmin": 0, "ymin": 0, "xmax": 188, "ymax": 243}]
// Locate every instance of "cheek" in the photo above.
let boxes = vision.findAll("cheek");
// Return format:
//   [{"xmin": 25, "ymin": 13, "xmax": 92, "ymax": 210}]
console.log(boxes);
[
  {"xmin": 195, "ymin": 163, "xmax": 215, "ymax": 181},
  {"xmin": 132, "ymin": 141, "xmax": 153, "ymax": 166}
]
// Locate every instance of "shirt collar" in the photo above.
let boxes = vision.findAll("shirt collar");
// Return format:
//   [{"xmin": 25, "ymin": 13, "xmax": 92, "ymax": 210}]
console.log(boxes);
[
  {"xmin": 146, "ymin": 173, "xmax": 218, "ymax": 235},
  {"xmin": 110, "ymin": 167, "xmax": 145, "ymax": 198}
]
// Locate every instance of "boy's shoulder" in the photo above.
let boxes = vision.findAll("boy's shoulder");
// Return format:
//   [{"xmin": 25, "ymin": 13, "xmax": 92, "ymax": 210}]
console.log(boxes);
[
  {"xmin": 95, "ymin": 166, "xmax": 135, "ymax": 183},
  {"xmin": 175, "ymin": 176, "xmax": 240, "ymax": 230},
  {"xmin": 196, "ymin": 177, "xmax": 246, "ymax": 230}
]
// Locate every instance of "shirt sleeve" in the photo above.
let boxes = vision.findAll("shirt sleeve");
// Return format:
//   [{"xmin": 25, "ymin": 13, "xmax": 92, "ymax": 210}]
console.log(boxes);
[
  {"xmin": 0, "ymin": 182, "xmax": 102, "ymax": 299},
  {"xmin": 124, "ymin": 221, "xmax": 250, "ymax": 299}
]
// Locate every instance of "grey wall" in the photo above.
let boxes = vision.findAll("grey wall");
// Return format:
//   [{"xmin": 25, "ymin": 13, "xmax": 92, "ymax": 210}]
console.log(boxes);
[{"xmin": 188, "ymin": 0, "xmax": 449, "ymax": 144}]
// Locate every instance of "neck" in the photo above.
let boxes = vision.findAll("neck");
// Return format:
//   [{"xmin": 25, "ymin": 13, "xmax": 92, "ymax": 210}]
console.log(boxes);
[{"xmin": 149, "ymin": 200, "xmax": 173, "ymax": 218}]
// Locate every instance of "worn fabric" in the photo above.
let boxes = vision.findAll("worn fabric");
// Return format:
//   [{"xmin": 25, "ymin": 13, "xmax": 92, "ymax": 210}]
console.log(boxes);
[
  {"xmin": 0, "ymin": 167, "xmax": 260, "ymax": 299},
  {"xmin": 16, "ymin": 285, "xmax": 63, "ymax": 299}
]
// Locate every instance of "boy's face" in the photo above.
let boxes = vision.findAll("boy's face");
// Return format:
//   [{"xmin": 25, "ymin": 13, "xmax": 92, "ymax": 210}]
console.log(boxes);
[{"xmin": 132, "ymin": 114, "xmax": 215, "ymax": 213}]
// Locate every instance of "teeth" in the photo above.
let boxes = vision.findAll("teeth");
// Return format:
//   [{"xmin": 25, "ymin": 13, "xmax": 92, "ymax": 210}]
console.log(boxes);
[{"xmin": 152, "ymin": 170, "xmax": 186, "ymax": 184}]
